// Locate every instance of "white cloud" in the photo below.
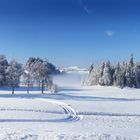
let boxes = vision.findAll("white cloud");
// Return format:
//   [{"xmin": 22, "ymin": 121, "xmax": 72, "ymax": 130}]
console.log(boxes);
[
  {"xmin": 105, "ymin": 30, "xmax": 115, "ymax": 37},
  {"xmin": 84, "ymin": 5, "xmax": 91, "ymax": 14},
  {"xmin": 77, "ymin": 0, "xmax": 91, "ymax": 15}
]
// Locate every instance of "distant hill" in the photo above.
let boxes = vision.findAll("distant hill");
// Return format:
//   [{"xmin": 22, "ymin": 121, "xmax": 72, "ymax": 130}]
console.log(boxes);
[{"xmin": 60, "ymin": 66, "xmax": 88, "ymax": 73}]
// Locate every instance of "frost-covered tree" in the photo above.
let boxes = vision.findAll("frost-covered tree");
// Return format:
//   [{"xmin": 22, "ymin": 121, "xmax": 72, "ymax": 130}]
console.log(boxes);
[
  {"xmin": 23, "ymin": 57, "xmax": 36, "ymax": 94},
  {"xmin": 135, "ymin": 64, "xmax": 140, "ymax": 88},
  {"xmin": 125, "ymin": 54, "xmax": 136, "ymax": 88},
  {"xmin": 102, "ymin": 61, "xmax": 113, "ymax": 86},
  {"xmin": 0, "ymin": 55, "xmax": 8, "ymax": 86},
  {"xmin": 113, "ymin": 62, "xmax": 125, "ymax": 88},
  {"xmin": 85, "ymin": 54, "xmax": 140, "ymax": 89},
  {"xmin": 33, "ymin": 59, "xmax": 50, "ymax": 93},
  {"xmin": 23, "ymin": 57, "xmax": 57, "ymax": 94},
  {"xmin": 89, "ymin": 64, "xmax": 94, "ymax": 73},
  {"xmin": 98, "ymin": 62, "xmax": 105, "ymax": 85},
  {"xmin": 85, "ymin": 65, "xmax": 99, "ymax": 85},
  {"xmin": 6, "ymin": 60, "xmax": 22, "ymax": 94}
]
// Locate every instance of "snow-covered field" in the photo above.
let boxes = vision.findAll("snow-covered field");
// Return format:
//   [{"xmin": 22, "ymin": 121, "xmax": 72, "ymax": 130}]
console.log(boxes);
[{"xmin": 0, "ymin": 69, "xmax": 140, "ymax": 140}]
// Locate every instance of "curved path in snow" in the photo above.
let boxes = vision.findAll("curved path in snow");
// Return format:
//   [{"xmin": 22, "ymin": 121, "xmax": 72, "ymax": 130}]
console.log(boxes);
[
  {"xmin": 37, "ymin": 98, "xmax": 83, "ymax": 122},
  {"xmin": 0, "ymin": 98, "xmax": 82, "ymax": 122}
]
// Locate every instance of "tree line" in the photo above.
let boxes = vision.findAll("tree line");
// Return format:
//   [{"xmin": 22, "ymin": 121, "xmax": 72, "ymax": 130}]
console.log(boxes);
[
  {"xmin": 0, "ymin": 55, "xmax": 60, "ymax": 94},
  {"xmin": 85, "ymin": 54, "xmax": 140, "ymax": 88}
]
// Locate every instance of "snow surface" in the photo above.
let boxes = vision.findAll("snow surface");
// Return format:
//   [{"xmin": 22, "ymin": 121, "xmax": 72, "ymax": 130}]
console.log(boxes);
[{"xmin": 0, "ymin": 69, "xmax": 140, "ymax": 139}]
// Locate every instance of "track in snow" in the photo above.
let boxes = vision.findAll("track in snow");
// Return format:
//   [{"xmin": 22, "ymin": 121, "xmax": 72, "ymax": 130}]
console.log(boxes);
[
  {"xmin": 78, "ymin": 112, "xmax": 140, "ymax": 117},
  {"xmin": 0, "ymin": 98, "xmax": 82, "ymax": 122},
  {"xmin": 37, "ymin": 98, "xmax": 83, "ymax": 122}
]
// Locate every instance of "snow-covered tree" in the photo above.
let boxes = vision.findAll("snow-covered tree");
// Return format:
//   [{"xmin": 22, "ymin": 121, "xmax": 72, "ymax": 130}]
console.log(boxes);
[
  {"xmin": 85, "ymin": 65, "xmax": 99, "ymax": 86},
  {"xmin": 33, "ymin": 59, "xmax": 49, "ymax": 93},
  {"xmin": 98, "ymin": 62, "xmax": 105, "ymax": 85},
  {"xmin": 22, "ymin": 57, "xmax": 36, "ymax": 94},
  {"xmin": 6, "ymin": 60, "xmax": 22, "ymax": 94},
  {"xmin": 125, "ymin": 54, "xmax": 136, "ymax": 88},
  {"xmin": 102, "ymin": 61, "xmax": 113, "ymax": 86},
  {"xmin": 89, "ymin": 64, "xmax": 94, "ymax": 73},
  {"xmin": 0, "ymin": 55, "xmax": 8, "ymax": 86},
  {"xmin": 23, "ymin": 57, "xmax": 57, "ymax": 94},
  {"xmin": 135, "ymin": 63, "xmax": 140, "ymax": 88},
  {"xmin": 113, "ymin": 62, "xmax": 125, "ymax": 88},
  {"xmin": 85, "ymin": 54, "xmax": 140, "ymax": 89}
]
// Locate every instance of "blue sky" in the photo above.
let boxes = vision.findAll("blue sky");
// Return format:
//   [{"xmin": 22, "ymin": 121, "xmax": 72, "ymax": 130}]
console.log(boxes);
[{"xmin": 0, "ymin": 0, "xmax": 140, "ymax": 67}]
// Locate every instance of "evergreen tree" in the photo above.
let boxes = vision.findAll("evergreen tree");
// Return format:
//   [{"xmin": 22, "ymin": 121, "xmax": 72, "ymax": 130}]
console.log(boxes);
[
  {"xmin": 98, "ymin": 62, "xmax": 105, "ymax": 85},
  {"xmin": 85, "ymin": 54, "xmax": 139, "ymax": 89},
  {"xmin": 89, "ymin": 64, "xmax": 94, "ymax": 73},
  {"xmin": 135, "ymin": 64, "xmax": 140, "ymax": 88},
  {"xmin": 125, "ymin": 54, "xmax": 136, "ymax": 88},
  {"xmin": 86, "ymin": 65, "xmax": 99, "ymax": 85},
  {"xmin": 102, "ymin": 61, "xmax": 113, "ymax": 86},
  {"xmin": 113, "ymin": 62, "xmax": 125, "ymax": 88}
]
